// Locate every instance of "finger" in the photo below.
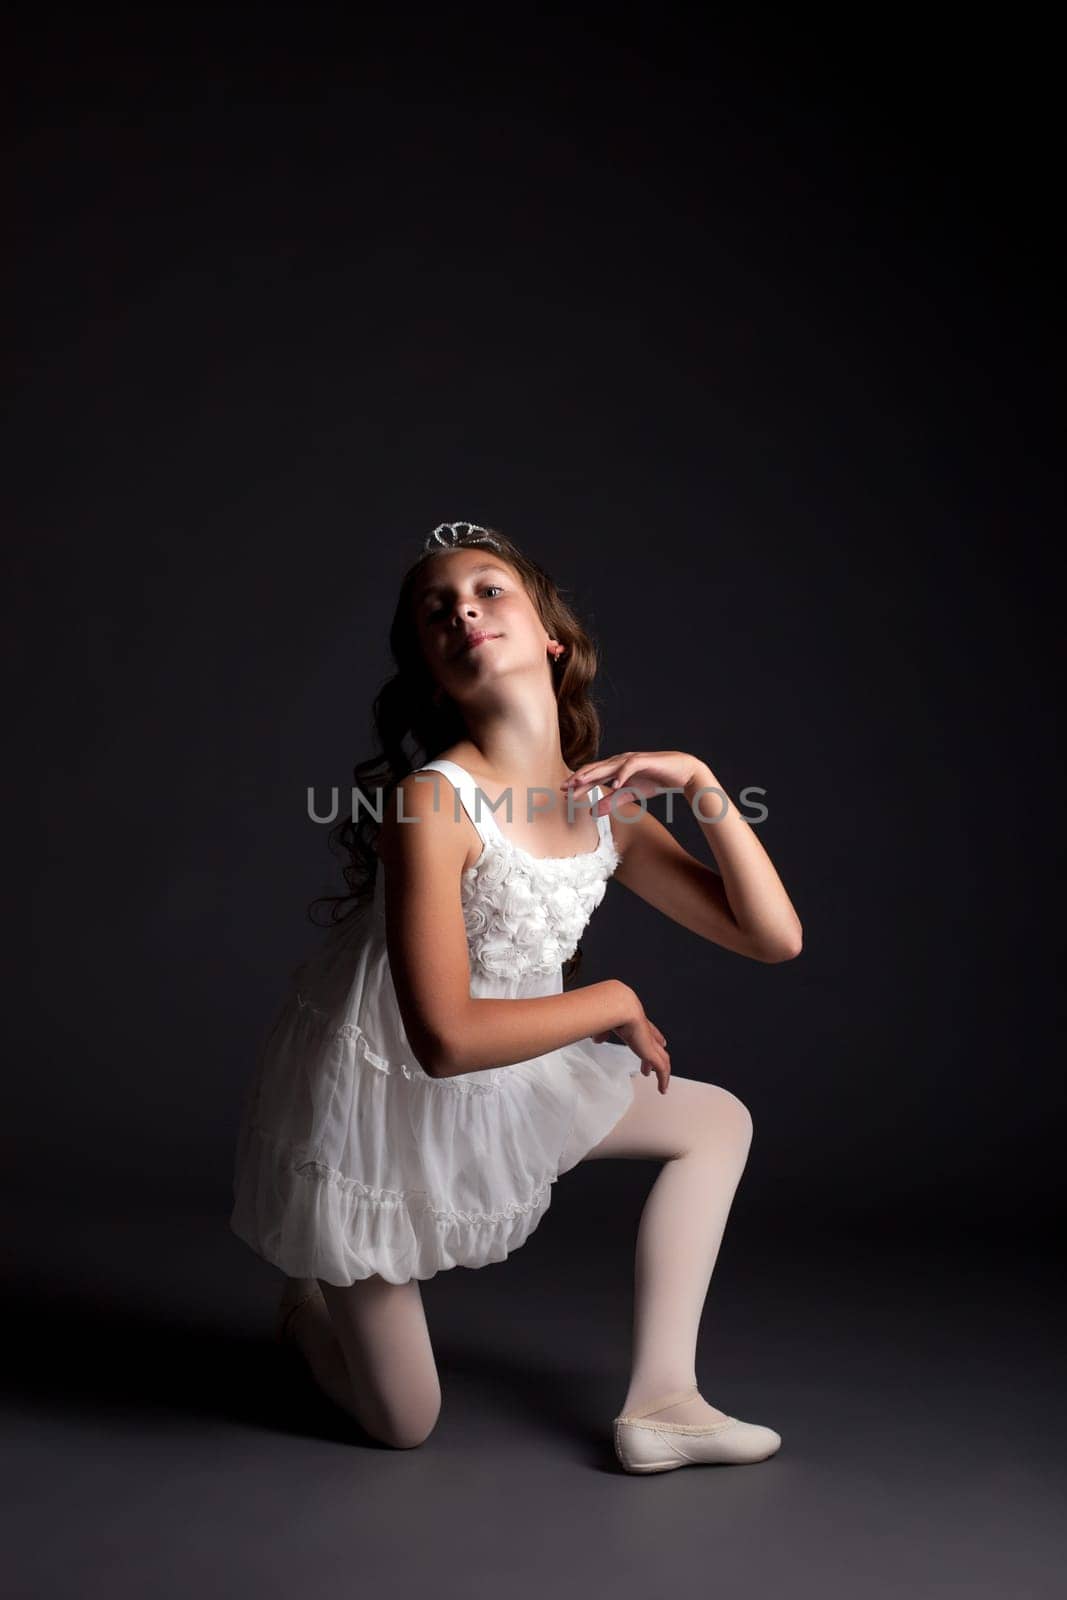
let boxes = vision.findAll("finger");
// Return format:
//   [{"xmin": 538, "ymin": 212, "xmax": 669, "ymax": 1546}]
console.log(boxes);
[
  {"xmin": 563, "ymin": 763, "xmax": 619, "ymax": 792},
  {"xmin": 566, "ymin": 761, "xmax": 616, "ymax": 781}
]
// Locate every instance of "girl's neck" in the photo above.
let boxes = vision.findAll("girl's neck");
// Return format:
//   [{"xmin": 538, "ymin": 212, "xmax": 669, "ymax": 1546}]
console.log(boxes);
[{"xmin": 441, "ymin": 738, "xmax": 571, "ymax": 794}]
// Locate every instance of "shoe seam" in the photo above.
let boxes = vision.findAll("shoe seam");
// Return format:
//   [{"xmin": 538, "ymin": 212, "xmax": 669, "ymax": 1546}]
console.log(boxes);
[
  {"xmin": 277, "ymin": 1288, "xmax": 319, "ymax": 1343},
  {"xmin": 614, "ymin": 1416, "xmax": 740, "ymax": 1436}
]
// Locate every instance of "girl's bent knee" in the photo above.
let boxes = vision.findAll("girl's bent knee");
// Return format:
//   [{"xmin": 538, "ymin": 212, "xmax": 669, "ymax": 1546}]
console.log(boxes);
[
  {"xmin": 385, "ymin": 1425, "xmax": 435, "ymax": 1450},
  {"xmin": 694, "ymin": 1083, "xmax": 754, "ymax": 1150},
  {"xmin": 379, "ymin": 1404, "xmax": 441, "ymax": 1450},
  {"xmin": 727, "ymin": 1088, "xmax": 754, "ymax": 1145}
]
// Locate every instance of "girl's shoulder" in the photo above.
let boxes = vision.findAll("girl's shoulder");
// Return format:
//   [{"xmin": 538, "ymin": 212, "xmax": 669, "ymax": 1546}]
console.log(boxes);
[{"xmin": 427, "ymin": 744, "xmax": 482, "ymax": 775}]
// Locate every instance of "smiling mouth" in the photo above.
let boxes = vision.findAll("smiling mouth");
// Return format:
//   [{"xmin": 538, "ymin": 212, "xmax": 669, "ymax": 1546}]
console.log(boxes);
[{"xmin": 458, "ymin": 633, "xmax": 501, "ymax": 654}]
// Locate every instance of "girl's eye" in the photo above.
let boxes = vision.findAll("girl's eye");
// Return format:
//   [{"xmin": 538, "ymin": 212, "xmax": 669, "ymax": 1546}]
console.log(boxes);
[{"xmin": 428, "ymin": 586, "xmax": 503, "ymax": 620}]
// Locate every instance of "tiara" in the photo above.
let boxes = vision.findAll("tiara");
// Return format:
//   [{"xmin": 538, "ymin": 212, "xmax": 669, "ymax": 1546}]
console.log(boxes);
[{"xmin": 424, "ymin": 521, "xmax": 503, "ymax": 553}]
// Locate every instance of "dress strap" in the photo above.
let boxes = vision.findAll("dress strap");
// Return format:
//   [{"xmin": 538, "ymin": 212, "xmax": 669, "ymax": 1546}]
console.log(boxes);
[
  {"xmin": 414, "ymin": 759, "xmax": 497, "ymax": 847},
  {"xmin": 419, "ymin": 758, "xmax": 607, "ymax": 853},
  {"xmin": 589, "ymin": 784, "xmax": 611, "ymax": 845}
]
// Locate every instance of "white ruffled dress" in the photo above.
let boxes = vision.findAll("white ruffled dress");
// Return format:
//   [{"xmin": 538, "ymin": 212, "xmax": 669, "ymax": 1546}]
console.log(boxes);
[{"xmin": 229, "ymin": 757, "xmax": 642, "ymax": 1285}]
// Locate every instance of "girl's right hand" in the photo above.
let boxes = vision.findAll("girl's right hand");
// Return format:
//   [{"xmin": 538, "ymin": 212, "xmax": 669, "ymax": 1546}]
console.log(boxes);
[{"xmin": 591, "ymin": 1008, "xmax": 671, "ymax": 1095}]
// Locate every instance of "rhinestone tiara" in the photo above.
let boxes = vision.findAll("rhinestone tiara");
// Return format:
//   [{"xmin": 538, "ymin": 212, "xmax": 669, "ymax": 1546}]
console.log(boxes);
[{"xmin": 423, "ymin": 521, "xmax": 503, "ymax": 553}]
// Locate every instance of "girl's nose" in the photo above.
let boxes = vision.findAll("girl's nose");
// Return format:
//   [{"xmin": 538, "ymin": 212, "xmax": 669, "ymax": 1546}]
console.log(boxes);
[{"xmin": 447, "ymin": 606, "xmax": 477, "ymax": 640}]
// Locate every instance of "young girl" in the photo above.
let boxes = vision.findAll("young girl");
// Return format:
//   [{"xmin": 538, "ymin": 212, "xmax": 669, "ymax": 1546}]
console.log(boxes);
[{"xmin": 229, "ymin": 520, "xmax": 802, "ymax": 1472}]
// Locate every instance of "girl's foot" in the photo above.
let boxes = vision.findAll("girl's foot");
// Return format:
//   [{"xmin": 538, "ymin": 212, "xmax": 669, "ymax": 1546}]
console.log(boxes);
[
  {"xmin": 613, "ymin": 1384, "xmax": 783, "ymax": 1472},
  {"xmin": 275, "ymin": 1277, "xmax": 363, "ymax": 1424},
  {"xmin": 618, "ymin": 1383, "xmax": 731, "ymax": 1428},
  {"xmin": 276, "ymin": 1276, "xmax": 323, "ymax": 1348}
]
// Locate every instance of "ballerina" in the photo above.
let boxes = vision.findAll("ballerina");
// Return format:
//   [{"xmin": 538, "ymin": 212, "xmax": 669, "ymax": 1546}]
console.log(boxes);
[{"xmin": 230, "ymin": 520, "xmax": 802, "ymax": 1467}]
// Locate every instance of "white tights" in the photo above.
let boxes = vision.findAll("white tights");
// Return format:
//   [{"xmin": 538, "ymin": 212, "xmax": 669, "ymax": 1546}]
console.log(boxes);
[{"xmin": 284, "ymin": 1072, "xmax": 754, "ymax": 1447}]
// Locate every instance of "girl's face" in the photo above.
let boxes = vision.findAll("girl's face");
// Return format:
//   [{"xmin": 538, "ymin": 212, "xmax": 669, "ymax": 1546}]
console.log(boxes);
[{"xmin": 412, "ymin": 549, "xmax": 552, "ymax": 699}]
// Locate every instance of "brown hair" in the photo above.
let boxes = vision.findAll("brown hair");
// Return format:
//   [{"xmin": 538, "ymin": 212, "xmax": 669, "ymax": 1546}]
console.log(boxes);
[{"xmin": 307, "ymin": 526, "xmax": 607, "ymax": 984}]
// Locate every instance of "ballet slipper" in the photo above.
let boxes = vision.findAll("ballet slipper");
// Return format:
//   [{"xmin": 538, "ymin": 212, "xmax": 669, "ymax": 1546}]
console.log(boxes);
[
  {"xmin": 274, "ymin": 1278, "xmax": 323, "ymax": 1347},
  {"xmin": 613, "ymin": 1382, "xmax": 782, "ymax": 1474}
]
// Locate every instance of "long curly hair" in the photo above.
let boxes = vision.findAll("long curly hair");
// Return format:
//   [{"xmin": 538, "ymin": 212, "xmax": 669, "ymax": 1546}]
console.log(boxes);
[{"xmin": 307, "ymin": 524, "xmax": 607, "ymax": 984}]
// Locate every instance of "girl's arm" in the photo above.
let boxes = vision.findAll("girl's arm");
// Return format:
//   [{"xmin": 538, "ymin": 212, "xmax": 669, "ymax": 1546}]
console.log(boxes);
[
  {"xmin": 379, "ymin": 772, "xmax": 642, "ymax": 1079},
  {"xmin": 566, "ymin": 752, "xmax": 803, "ymax": 963}
]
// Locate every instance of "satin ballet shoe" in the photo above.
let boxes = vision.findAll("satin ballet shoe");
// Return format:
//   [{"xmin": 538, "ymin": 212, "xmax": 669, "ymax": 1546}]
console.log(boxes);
[
  {"xmin": 274, "ymin": 1278, "xmax": 322, "ymax": 1347},
  {"xmin": 613, "ymin": 1382, "xmax": 782, "ymax": 1474}
]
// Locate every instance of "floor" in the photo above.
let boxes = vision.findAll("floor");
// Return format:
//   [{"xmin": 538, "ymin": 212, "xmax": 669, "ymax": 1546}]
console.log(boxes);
[{"xmin": 5, "ymin": 1184, "xmax": 1064, "ymax": 1600}]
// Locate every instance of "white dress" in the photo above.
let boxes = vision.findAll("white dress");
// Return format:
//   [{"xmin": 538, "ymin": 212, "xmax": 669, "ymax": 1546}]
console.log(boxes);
[{"xmin": 229, "ymin": 757, "xmax": 643, "ymax": 1286}]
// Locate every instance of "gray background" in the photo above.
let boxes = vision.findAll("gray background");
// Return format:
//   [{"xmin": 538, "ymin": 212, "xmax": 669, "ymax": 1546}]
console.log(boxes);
[{"xmin": 7, "ymin": 7, "xmax": 1063, "ymax": 1598}]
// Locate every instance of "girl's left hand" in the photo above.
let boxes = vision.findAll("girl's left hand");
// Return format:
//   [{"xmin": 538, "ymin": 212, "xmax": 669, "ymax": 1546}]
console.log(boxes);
[{"xmin": 561, "ymin": 751, "xmax": 708, "ymax": 815}]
